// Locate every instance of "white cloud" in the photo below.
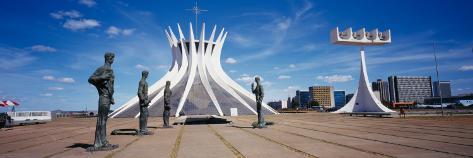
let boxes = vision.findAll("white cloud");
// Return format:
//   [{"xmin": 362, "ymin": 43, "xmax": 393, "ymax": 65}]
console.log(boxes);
[
  {"xmin": 156, "ymin": 64, "xmax": 169, "ymax": 70},
  {"xmin": 122, "ymin": 28, "xmax": 136, "ymax": 36},
  {"xmin": 317, "ymin": 75, "xmax": 353, "ymax": 83},
  {"xmin": 460, "ymin": 65, "xmax": 473, "ymax": 71},
  {"xmin": 225, "ymin": 58, "xmax": 237, "ymax": 64},
  {"xmin": 135, "ymin": 64, "xmax": 149, "ymax": 70},
  {"xmin": 106, "ymin": 26, "xmax": 135, "ymax": 37},
  {"xmin": 79, "ymin": 0, "xmax": 96, "ymax": 7},
  {"xmin": 42, "ymin": 75, "xmax": 55, "ymax": 81},
  {"xmin": 106, "ymin": 26, "xmax": 120, "ymax": 36},
  {"xmin": 50, "ymin": 10, "xmax": 82, "ymax": 19},
  {"xmin": 0, "ymin": 47, "xmax": 36, "ymax": 70},
  {"xmin": 57, "ymin": 77, "xmax": 76, "ymax": 83},
  {"xmin": 289, "ymin": 64, "xmax": 296, "ymax": 68},
  {"xmin": 278, "ymin": 75, "xmax": 291, "ymax": 79},
  {"xmin": 237, "ymin": 74, "xmax": 263, "ymax": 85},
  {"xmin": 262, "ymin": 81, "xmax": 273, "ymax": 87},
  {"xmin": 283, "ymin": 86, "xmax": 300, "ymax": 92},
  {"xmin": 31, "ymin": 45, "xmax": 56, "ymax": 52},
  {"xmin": 63, "ymin": 19, "xmax": 100, "ymax": 31},
  {"xmin": 229, "ymin": 70, "xmax": 237, "ymax": 73},
  {"xmin": 40, "ymin": 93, "xmax": 53, "ymax": 97},
  {"xmin": 273, "ymin": 67, "xmax": 280, "ymax": 70},
  {"xmin": 48, "ymin": 87, "xmax": 64, "ymax": 91}
]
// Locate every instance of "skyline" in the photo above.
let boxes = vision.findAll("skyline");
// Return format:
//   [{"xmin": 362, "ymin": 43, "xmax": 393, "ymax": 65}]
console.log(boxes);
[{"xmin": 1, "ymin": 0, "xmax": 473, "ymax": 111}]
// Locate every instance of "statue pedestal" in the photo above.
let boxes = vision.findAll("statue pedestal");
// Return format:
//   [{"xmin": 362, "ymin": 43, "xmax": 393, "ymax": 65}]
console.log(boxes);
[{"xmin": 86, "ymin": 144, "xmax": 119, "ymax": 152}]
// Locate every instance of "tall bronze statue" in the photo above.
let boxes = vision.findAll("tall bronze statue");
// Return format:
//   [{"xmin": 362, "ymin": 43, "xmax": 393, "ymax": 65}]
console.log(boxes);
[
  {"xmin": 87, "ymin": 52, "xmax": 118, "ymax": 151},
  {"xmin": 252, "ymin": 77, "xmax": 266, "ymax": 128},
  {"xmin": 138, "ymin": 70, "xmax": 150, "ymax": 134},
  {"xmin": 163, "ymin": 81, "xmax": 172, "ymax": 128}
]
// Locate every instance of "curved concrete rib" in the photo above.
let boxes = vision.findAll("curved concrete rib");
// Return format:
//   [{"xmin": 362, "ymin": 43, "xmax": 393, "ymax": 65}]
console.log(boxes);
[
  {"xmin": 197, "ymin": 23, "xmax": 224, "ymax": 116},
  {"xmin": 136, "ymin": 35, "xmax": 190, "ymax": 118},
  {"xmin": 113, "ymin": 23, "xmax": 279, "ymax": 118},
  {"xmin": 205, "ymin": 28, "xmax": 257, "ymax": 115},
  {"xmin": 175, "ymin": 23, "xmax": 199, "ymax": 117},
  {"xmin": 211, "ymin": 32, "xmax": 279, "ymax": 114}
]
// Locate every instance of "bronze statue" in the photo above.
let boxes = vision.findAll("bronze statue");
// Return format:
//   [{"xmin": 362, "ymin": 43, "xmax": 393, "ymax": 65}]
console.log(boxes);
[
  {"xmin": 252, "ymin": 77, "xmax": 266, "ymax": 128},
  {"xmin": 87, "ymin": 52, "xmax": 118, "ymax": 151},
  {"xmin": 138, "ymin": 70, "xmax": 150, "ymax": 134},
  {"xmin": 163, "ymin": 81, "xmax": 172, "ymax": 128}
]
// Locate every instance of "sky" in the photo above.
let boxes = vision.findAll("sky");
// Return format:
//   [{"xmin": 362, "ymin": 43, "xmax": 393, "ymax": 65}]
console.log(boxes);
[{"xmin": 1, "ymin": 0, "xmax": 473, "ymax": 111}]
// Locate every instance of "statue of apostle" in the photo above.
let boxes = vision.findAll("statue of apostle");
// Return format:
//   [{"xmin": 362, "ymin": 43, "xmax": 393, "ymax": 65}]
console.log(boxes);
[{"xmin": 87, "ymin": 52, "xmax": 118, "ymax": 151}]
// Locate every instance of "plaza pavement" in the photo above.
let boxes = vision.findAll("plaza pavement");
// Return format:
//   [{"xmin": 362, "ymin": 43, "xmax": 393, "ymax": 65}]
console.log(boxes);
[{"xmin": 1, "ymin": 112, "xmax": 473, "ymax": 158}]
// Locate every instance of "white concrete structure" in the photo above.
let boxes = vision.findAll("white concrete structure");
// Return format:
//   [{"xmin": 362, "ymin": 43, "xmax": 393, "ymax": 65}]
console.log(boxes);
[
  {"xmin": 331, "ymin": 27, "xmax": 395, "ymax": 113},
  {"xmin": 110, "ymin": 23, "xmax": 279, "ymax": 118}
]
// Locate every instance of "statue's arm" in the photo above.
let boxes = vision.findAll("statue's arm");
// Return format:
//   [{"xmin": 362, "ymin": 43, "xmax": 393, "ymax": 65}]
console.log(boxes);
[
  {"xmin": 109, "ymin": 70, "xmax": 115, "ymax": 104},
  {"xmin": 89, "ymin": 69, "xmax": 113, "ymax": 84},
  {"xmin": 137, "ymin": 82, "xmax": 145, "ymax": 101},
  {"xmin": 260, "ymin": 86, "xmax": 264, "ymax": 99}
]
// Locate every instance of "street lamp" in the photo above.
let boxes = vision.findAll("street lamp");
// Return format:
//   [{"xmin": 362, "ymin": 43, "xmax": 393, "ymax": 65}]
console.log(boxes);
[{"xmin": 433, "ymin": 41, "xmax": 444, "ymax": 116}]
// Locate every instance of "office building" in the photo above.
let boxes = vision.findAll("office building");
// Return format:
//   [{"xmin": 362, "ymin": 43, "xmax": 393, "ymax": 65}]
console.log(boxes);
[
  {"xmin": 309, "ymin": 86, "xmax": 335, "ymax": 109},
  {"xmin": 433, "ymin": 81, "xmax": 452, "ymax": 98},
  {"xmin": 388, "ymin": 76, "xmax": 432, "ymax": 103},
  {"xmin": 346, "ymin": 93, "xmax": 354, "ymax": 103},
  {"xmin": 267, "ymin": 100, "xmax": 287, "ymax": 110},
  {"xmin": 334, "ymin": 90, "xmax": 346, "ymax": 108},
  {"xmin": 372, "ymin": 79, "xmax": 390, "ymax": 102},
  {"xmin": 295, "ymin": 90, "xmax": 310, "ymax": 108}
]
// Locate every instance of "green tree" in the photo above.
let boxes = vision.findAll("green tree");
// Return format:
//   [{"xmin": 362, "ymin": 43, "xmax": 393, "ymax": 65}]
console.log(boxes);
[{"xmin": 309, "ymin": 100, "xmax": 319, "ymax": 108}]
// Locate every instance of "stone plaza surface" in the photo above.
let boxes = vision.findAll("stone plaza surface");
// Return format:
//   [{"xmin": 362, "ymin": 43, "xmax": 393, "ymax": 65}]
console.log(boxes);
[{"xmin": 1, "ymin": 113, "xmax": 473, "ymax": 158}]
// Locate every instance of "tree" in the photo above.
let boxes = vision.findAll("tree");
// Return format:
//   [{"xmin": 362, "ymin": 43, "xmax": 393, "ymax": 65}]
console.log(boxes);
[{"xmin": 309, "ymin": 100, "xmax": 319, "ymax": 108}]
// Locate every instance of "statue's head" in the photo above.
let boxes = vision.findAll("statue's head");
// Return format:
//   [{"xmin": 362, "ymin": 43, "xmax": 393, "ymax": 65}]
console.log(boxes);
[
  {"xmin": 255, "ymin": 76, "xmax": 260, "ymax": 83},
  {"xmin": 166, "ymin": 81, "xmax": 171, "ymax": 87},
  {"xmin": 104, "ymin": 52, "xmax": 115, "ymax": 64},
  {"xmin": 142, "ymin": 70, "xmax": 149, "ymax": 78}
]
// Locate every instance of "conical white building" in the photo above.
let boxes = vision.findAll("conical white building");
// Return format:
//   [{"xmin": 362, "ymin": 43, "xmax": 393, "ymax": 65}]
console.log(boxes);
[{"xmin": 110, "ymin": 23, "xmax": 279, "ymax": 118}]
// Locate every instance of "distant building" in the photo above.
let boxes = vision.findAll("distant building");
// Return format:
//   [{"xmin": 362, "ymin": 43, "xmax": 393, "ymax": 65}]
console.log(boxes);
[
  {"xmin": 333, "ymin": 90, "xmax": 346, "ymax": 108},
  {"xmin": 433, "ymin": 81, "xmax": 452, "ymax": 98},
  {"xmin": 346, "ymin": 93, "xmax": 354, "ymax": 103},
  {"xmin": 267, "ymin": 100, "xmax": 287, "ymax": 110},
  {"xmin": 460, "ymin": 100, "xmax": 473, "ymax": 106},
  {"xmin": 373, "ymin": 91, "xmax": 381, "ymax": 102},
  {"xmin": 388, "ymin": 76, "xmax": 432, "ymax": 103},
  {"xmin": 372, "ymin": 79, "xmax": 390, "ymax": 102},
  {"xmin": 286, "ymin": 97, "xmax": 292, "ymax": 109},
  {"xmin": 295, "ymin": 90, "xmax": 310, "ymax": 108},
  {"xmin": 424, "ymin": 95, "xmax": 473, "ymax": 105},
  {"xmin": 309, "ymin": 86, "xmax": 334, "ymax": 109}
]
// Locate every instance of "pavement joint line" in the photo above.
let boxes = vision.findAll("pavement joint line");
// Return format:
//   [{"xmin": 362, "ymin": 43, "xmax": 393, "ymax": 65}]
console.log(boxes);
[
  {"xmin": 35, "ymin": 119, "xmax": 137, "ymax": 158},
  {"xmin": 287, "ymin": 117, "xmax": 473, "ymax": 140},
  {"xmin": 105, "ymin": 137, "xmax": 141, "ymax": 158},
  {"xmin": 207, "ymin": 124, "xmax": 246, "ymax": 158},
  {"xmin": 235, "ymin": 118, "xmax": 395, "ymax": 158},
  {"xmin": 2, "ymin": 119, "xmax": 125, "ymax": 144},
  {"xmin": 234, "ymin": 124, "xmax": 318, "ymax": 158},
  {"xmin": 2, "ymin": 126, "xmax": 92, "ymax": 145},
  {"xmin": 170, "ymin": 125, "xmax": 185, "ymax": 158},
  {"xmin": 277, "ymin": 120, "xmax": 473, "ymax": 158},
  {"xmin": 104, "ymin": 123, "xmax": 163, "ymax": 158},
  {"xmin": 281, "ymin": 119, "xmax": 473, "ymax": 147},
  {"xmin": 348, "ymin": 117, "xmax": 473, "ymax": 132},
  {"xmin": 338, "ymin": 119, "xmax": 473, "ymax": 135}
]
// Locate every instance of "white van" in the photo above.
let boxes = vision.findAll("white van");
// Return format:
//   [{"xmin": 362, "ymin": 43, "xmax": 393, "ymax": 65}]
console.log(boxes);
[{"xmin": 7, "ymin": 111, "xmax": 51, "ymax": 125}]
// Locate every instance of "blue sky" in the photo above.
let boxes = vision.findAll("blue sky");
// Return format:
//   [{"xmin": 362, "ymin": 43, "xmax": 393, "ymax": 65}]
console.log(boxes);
[{"xmin": 1, "ymin": 0, "xmax": 472, "ymax": 111}]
